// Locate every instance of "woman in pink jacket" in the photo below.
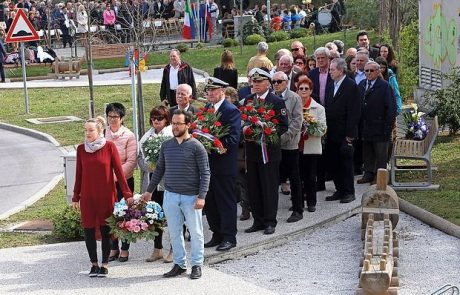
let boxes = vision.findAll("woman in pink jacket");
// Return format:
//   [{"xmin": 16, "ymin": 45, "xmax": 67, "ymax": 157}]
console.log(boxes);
[
  {"xmin": 103, "ymin": 4, "xmax": 116, "ymax": 28},
  {"xmin": 104, "ymin": 102, "xmax": 138, "ymax": 263}
]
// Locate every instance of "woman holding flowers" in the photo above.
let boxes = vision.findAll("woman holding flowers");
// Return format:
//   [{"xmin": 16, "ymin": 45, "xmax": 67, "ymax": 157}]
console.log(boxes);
[
  {"xmin": 296, "ymin": 75, "xmax": 327, "ymax": 213},
  {"xmin": 72, "ymin": 116, "xmax": 133, "ymax": 277},
  {"xmin": 138, "ymin": 106, "xmax": 173, "ymax": 262},
  {"xmin": 104, "ymin": 103, "xmax": 138, "ymax": 262}
]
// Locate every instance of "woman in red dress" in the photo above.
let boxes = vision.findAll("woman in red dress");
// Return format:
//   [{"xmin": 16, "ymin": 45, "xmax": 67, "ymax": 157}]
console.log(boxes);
[{"xmin": 72, "ymin": 116, "xmax": 133, "ymax": 277}]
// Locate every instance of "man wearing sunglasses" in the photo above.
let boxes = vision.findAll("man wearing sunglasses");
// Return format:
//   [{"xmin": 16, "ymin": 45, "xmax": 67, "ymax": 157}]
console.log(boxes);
[
  {"xmin": 272, "ymin": 71, "xmax": 303, "ymax": 223},
  {"xmin": 290, "ymin": 40, "xmax": 306, "ymax": 58},
  {"xmin": 357, "ymin": 61, "xmax": 397, "ymax": 185}
]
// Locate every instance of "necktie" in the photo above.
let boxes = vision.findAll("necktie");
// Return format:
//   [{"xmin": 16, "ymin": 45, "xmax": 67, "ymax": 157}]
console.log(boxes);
[{"xmin": 366, "ymin": 80, "xmax": 372, "ymax": 91}]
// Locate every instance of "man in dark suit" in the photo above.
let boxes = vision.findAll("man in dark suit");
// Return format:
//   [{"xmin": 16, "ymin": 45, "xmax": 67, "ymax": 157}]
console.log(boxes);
[
  {"xmin": 160, "ymin": 49, "xmax": 197, "ymax": 106},
  {"xmin": 325, "ymin": 58, "xmax": 361, "ymax": 203},
  {"xmin": 242, "ymin": 68, "xmax": 289, "ymax": 235},
  {"xmin": 168, "ymin": 83, "xmax": 199, "ymax": 121},
  {"xmin": 202, "ymin": 77, "xmax": 241, "ymax": 251},
  {"xmin": 357, "ymin": 61, "xmax": 396, "ymax": 184},
  {"xmin": 308, "ymin": 47, "xmax": 334, "ymax": 191},
  {"xmin": 356, "ymin": 30, "xmax": 379, "ymax": 61}
]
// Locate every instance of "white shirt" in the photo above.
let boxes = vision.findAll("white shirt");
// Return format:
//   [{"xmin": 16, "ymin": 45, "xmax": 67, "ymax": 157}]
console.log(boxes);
[
  {"xmin": 333, "ymin": 75, "xmax": 346, "ymax": 96},
  {"xmin": 257, "ymin": 89, "xmax": 270, "ymax": 100},
  {"xmin": 213, "ymin": 98, "xmax": 225, "ymax": 112},
  {"xmin": 169, "ymin": 64, "xmax": 180, "ymax": 90},
  {"xmin": 355, "ymin": 70, "xmax": 366, "ymax": 85}
]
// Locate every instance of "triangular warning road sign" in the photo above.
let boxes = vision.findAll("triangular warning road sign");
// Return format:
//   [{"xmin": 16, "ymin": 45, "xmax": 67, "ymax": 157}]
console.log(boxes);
[{"xmin": 5, "ymin": 9, "xmax": 40, "ymax": 43}]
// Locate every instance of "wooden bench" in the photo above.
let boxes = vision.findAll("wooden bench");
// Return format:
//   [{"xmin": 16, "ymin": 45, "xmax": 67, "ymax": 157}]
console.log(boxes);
[{"xmin": 390, "ymin": 114, "xmax": 439, "ymax": 189}]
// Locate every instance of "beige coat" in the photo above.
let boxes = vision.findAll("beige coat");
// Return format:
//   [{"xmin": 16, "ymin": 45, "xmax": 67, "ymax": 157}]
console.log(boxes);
[{"xmin": 302, "ymin": 99, "xmax": 327, "ymax": 155}]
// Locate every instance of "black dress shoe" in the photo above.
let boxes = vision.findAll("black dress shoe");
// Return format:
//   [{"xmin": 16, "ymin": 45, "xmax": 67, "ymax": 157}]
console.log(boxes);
[
  {"xmin": 163, "ymin": 264, "xmax": 187, "ymax": 278},
  {"xmin": 204, "ymin": 239, "xmax": 221, "ymax": 248},
  {"xmin": 307, "ymin": 206, "xmax": 316, "ymax": 212},
  {"xmin": 108, "ymin": 250, "xmax": 119, "ymax": 262},
  {"xmin": 287, "ymin": 212, "xmax": 303, "ymax": 223},
  {"xmin": 244, "ymin": 225, "xmax": 265, "ymax": 233},
  {"xmin": 340, "ymin": 194, "xmax": 356, "ymax": 203},
  {"xmin": 118, "ymin": 251, "xmax": 129, "ymax": 262},
  {"xmin": 325, "ymin": 192, "xmax": 343, "ymax": 201},
  {"xmin": 264, "ymin": 226, "xmax": 275, "ymax": 235},
  {"xmin": 216, "ymin": 241, "xmax": 236, "ymax": 251},
  {"xmin": 190, "ymin": 266, "xmax": 202, "ymax": 279}
]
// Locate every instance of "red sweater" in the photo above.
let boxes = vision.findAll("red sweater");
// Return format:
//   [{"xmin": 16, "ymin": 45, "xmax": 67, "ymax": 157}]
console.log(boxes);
[{"xmin": 73, "ymin": 141, "xmax": 132, "ymax": 228}]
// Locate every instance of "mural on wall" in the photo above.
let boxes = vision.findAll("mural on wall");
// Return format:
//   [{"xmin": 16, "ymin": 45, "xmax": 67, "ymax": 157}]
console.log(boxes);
[{"xmin": 423, "ymin": 3, "xmax": 458, "ymax": 67}]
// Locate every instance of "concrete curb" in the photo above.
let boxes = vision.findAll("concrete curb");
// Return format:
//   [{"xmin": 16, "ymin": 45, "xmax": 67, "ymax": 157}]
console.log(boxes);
[
  {"xmin": 0, "ymin": 174, "xmax": 63, "ymax": 220},
  {"xmin": 205, "ymin": 206, "xmax": 361, "ymax": 265},
  {"xmin": 0, "ymin": 122, "xmax": 61, "ymax": 147},
  {"xmin": 399, "ymin": 198, "xmax": 460, "ymax": 239}
]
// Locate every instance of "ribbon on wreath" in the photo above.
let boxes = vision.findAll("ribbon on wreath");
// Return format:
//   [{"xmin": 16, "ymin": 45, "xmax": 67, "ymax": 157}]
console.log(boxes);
[
  {"xmin": 254, "ymin": 120, "xmax": 269, "ymax": 164},
  {"xmin": 192, "ymin": 129, "xmax": 227, "ymax": 154}
]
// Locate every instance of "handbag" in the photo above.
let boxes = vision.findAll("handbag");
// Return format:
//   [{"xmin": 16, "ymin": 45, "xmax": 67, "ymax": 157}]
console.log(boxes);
[{"xmin": 303, "ymin": 136, "xmax": 322, "ymax": 155}]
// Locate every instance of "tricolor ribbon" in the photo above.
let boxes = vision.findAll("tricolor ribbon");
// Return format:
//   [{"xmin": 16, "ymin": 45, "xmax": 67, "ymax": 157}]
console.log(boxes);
[{"xmin": 254, "ymin": 119, "xmax": 269, "ymax": 164}]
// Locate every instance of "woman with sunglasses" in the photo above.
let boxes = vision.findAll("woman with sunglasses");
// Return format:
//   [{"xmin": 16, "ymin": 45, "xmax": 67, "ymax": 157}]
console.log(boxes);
[
  {"xmin": 139, "ymin": 106, "xmax": 174, "ymax": 263},
  {"xmin": 296, "ymin": 75, "xmax": 327, "ymax": 213},
  {"xmin": 105, "ymin": 103, "xmax": 138, "ymax": 263},
  {"xmin": 294, "ymin": 55, "xmax": 309, "ymax": 75}
]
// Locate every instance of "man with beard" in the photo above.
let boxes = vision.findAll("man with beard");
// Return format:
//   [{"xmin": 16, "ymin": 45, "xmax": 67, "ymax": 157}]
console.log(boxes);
[{"xmin": 143, "ymin": 109, "xmax": 210, "ymax": 280}]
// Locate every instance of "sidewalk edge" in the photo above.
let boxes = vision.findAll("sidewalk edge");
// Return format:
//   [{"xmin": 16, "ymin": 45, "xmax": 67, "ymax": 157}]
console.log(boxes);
[
  {"xmin": 0, "ymin": 174, "xmax": 63, "ymax": 220},
  {"xmin": 0, "ymin": 122, "xmax": 61, "ymax": 147},
  {"xmin": 205, "ymin": 206, "xmax": 361, "ymax": 265}
]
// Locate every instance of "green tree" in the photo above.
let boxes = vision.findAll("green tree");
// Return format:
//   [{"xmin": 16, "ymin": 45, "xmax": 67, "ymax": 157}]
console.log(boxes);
[{"xmin": 398, "ymin": 19, "xmax": 419, "ymax": 100}]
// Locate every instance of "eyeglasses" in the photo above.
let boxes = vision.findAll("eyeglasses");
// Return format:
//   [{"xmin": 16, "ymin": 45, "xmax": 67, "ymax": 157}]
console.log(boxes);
[
  {"xmin": 364, "ymin": 69, "xmax": 376, "ymax": 73},
  {"xmin": 107, "ymin": 115, "xmax": 120, "ymax": 120},
  {"xmin": 272, "ymin": 79, "xmax": 286, "ymax": 85},
  {"xmin": 151, "ymin": 116, "xmax": 164, "ymax": 121},
  {"xmin": 298, "ymin": 87, "xmax": 310, "ymax": 91},
  {"xmin": 171, "ymin": 122, "xmax": 187, "ymax": 126},
  {"xmin": 291, "ymin": 48, "xmax": 300, "ymax": 52}
]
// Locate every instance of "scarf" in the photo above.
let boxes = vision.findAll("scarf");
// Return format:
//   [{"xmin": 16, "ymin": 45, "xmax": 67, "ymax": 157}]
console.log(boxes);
[{"xmin": 84, "ymin": 136, "xmax": 106, "ymax": 153}]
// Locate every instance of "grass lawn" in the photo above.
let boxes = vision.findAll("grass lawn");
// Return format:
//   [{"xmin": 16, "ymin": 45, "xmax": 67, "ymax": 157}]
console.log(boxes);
[{"xmin": 7, "ymin": 29, "xmax": 378, "ymax": 78}]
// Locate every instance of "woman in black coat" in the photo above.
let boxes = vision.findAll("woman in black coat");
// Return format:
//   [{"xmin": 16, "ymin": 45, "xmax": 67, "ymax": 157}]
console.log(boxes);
[{"xmin": 213, "ymin": 50, "xmax": 238, "ymax": 89}]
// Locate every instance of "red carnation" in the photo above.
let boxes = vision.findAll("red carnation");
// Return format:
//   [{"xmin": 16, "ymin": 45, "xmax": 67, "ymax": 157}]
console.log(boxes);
[
  {"xmin": 214, "ymin": 121, "xmax": 222, "ymax": 127},
  {"xmin": 250, "ymin": 116, "xmax": 259, "ymax": 124},
  {"xmin": 246, "ymin": 105, "xmax": 254, "ymax": 111},
  {"xmin": 272, "ymin": 118, "xmax": 279, "ymax": 124},
  {"xmin": 202, "ymin": 127, "xmax": 209, "ymax": 133},
  {"xmin": 213, "ymin": 139, "xmax": 223, "ymax": 147},
  {"xmin": 199, "ymin": 107, "xmax": 206, "ymax": 111},
  {"xmin": 258, "ymin": 107, "xmax": 265, "ymax": 114},
  {"xmin": 207, "ymin": 108, "xmax": 215, "ymax": 114},
  {"xmin": 239, "ymin": 106, "xmax": 246, "ymax": 112},
  {"xmin": 196, "ymin": 112, "xmax": 203, "ymax": 116},
  {"xmin": 241, "ymin": 114, "xmax": 248, "ymax": 120},
  {"xmin": 268, "ymin": 110, "xmax": 275, "ymax": 116},
  {"xmin": 191, "ymin": 122, "xmax": 198, "ymax": 129},
  {"xmin": 264, "ymin": 127, "xmax": 273, "ymax": 135},
  {"xmin": 192, "ymin": 133, "xmax": 198, "ymax": 138},
  {"xmin": 198, "ymin": 115, "xmax": 205, "ymax": 121},
  {"xmin": 244, "ymin": 127, "xmax": 254, "ymax": 136},
  {"xmin": 263, "ymin": 114, "xmax": 271, "ymax": 121}
]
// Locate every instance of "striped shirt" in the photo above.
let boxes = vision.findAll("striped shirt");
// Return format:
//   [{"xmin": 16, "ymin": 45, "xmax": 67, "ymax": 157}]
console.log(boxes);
[{"xmin": 147, "ymin": 136, "xmax": 210, "ymax": 199}]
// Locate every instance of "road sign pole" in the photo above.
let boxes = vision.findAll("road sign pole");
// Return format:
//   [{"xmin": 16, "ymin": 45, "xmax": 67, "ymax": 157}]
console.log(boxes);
[{"xmin": 20, "ymin": 42, "xmax": 30, "ymax": 114}]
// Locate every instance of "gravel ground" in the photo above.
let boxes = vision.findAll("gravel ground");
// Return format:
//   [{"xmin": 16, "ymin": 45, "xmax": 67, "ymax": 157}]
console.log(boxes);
[{"xmin": 213, "ymin": 213, "xmax": 460, "ymax": 295}]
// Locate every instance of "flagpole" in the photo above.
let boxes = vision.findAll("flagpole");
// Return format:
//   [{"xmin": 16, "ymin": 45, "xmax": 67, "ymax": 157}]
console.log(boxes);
[
  {"xmin": 196, "ymin": 0, "xmax": 200, "ymax": 42},
  {"xmin": 20, "ymin": 42, "xmax": 30, "ymax": 114}
]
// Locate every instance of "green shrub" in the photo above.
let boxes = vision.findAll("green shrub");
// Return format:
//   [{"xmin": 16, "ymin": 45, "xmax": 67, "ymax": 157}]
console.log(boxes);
[
  {"xmin": 269, "ymin": 31, "xmax": 289, "ymax": 42},
  {"xmin": 425, "ymin": 68, "xmax": 460, "ymax": 135},
  {"xmin": 244, "ymin": 34, "xmax": 266, "ymax": 45},
  {"xmin": 195, "ymin": 42, "xmax": 205, "ymax": 49},
  {"xmin": 232, "ymin": 39, "xmax": 239, "ymax": 46},
  {"xmin": 223, "ymin": 38, "xmax": 236, "ymax": 47},
  {"xmin": 175, "ymin": 43, "xmax": 188, "ymax": 53},
  {"xmin": 242, "ymin": 17, "xmax": 264, "ymax": 41},
  {"xmin": 289, "ymin": 28, "xmax": 309, "ymax": 39},
  {"xmin": 52, "ymin": 206, "xmax": 84, "ymax": 240},
  {"xmin": 266, "ymin": 34, "xmax": 276, "ymax": 43}
]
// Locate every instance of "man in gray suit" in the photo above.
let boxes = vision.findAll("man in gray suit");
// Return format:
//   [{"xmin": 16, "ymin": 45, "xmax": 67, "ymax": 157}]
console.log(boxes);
[
  {"xmin": 272, "ymin": 71, "xmax": 304, "ymax": 222},
  {"xmin": 168, "ymin": 84, "xmax": 199, "ymax": 121}
]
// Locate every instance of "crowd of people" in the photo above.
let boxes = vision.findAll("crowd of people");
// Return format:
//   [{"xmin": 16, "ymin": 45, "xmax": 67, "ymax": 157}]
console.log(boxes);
[{"xmin": 71, "ymin": 29, "xmax": 403, "ymax": 280}]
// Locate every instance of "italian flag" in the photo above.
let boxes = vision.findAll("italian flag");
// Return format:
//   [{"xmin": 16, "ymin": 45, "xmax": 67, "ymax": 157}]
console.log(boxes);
[{"xmin": 182, "ymin": 0, "xmax": 196, "ymax": 39}]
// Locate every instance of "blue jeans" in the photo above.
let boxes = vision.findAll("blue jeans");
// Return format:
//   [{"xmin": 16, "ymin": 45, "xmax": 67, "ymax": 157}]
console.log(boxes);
[{"xmin": 163, "ymin": 190, "xmax": 204, "ymax": 268}]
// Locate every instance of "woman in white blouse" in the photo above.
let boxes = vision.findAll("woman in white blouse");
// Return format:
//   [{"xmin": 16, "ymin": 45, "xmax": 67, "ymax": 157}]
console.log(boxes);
[
  {"xmin": 138, "ymin": 106, "xmax": 173, "ymax": 263},
  {"xmin": 296, "ymin": 75, "xmax": 327, "ymax": 213}
]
